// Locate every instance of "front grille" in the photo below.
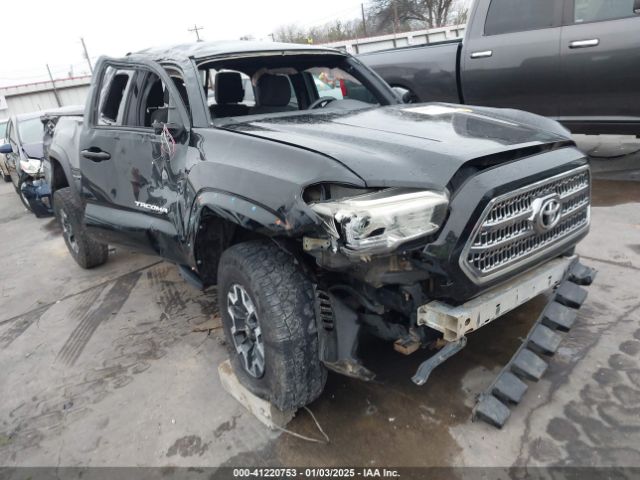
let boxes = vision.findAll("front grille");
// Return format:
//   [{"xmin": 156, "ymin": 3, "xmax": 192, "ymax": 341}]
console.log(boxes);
[{"xmin": 461, "ymin": 166, "xmax": 590, "ymax": 282}]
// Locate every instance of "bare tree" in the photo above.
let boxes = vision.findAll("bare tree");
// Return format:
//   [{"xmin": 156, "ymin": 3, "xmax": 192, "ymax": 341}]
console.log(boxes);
[
  {"xmin": 370, "ymin": 0, "xmax": 457, "ymax": 30},
  {"xmin": 449, "ymin": 0, "xmax": 470, "ymax": 25},
  {"xmin": 273, "ymin": 0, "xmax": 468, "ymax": 45},
  {"xmin": 273, "ymin": 18, "xmax": 364, "ymax": 44}
]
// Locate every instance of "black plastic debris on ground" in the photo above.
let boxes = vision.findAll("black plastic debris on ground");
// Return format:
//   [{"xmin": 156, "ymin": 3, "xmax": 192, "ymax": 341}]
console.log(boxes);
[{"xmin": 473, "ymin": 260, "xmax": 597, "ymax": 429}]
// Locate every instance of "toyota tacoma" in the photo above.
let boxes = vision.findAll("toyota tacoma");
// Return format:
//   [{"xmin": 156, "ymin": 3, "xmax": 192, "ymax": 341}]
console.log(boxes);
[{"xmin": 45, "ymin": 41, "xmax": 595, "ymax": 427}]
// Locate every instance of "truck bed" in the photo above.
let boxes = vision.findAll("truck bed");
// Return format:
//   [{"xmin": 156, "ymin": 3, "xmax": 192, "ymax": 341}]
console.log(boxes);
[{"xmin": 359, "ymin": 39, "xmax": 462, "ymax": 104}]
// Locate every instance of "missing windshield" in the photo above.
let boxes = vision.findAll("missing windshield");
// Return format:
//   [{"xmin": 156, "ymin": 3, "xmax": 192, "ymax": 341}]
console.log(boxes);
[{"xmin": 198, "ymin": 54, "xmax": 385, "ymax": 124}]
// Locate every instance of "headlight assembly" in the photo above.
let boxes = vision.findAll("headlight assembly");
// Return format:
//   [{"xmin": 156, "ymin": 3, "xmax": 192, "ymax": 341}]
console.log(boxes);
[
  {"xmin": 19, "ymin": 158, "xmax": 42, "ymax": 175},
  {"xmin": 311, "ymin": 188, "xmax": 449, "ymax": 255}
]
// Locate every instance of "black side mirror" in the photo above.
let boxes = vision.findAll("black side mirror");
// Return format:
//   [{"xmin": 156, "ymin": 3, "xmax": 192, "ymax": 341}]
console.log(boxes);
[
  {"xmin": 402, "ymin": 91, "xmax": 414, "ymax": 104},
  {"xmin": 0, "ymin": 143, "xmax": 12, "ymax": 154},
  {"xmin": 635, "ymin": 0, "xmax": 640, "ymax": 13},
  {"xmin": 391, "ymin": 86, "xmax": 415, "ymax": 104},
  {"xmin": 152, "ymin": 121, "xmax": 185, "ymax": 139}
]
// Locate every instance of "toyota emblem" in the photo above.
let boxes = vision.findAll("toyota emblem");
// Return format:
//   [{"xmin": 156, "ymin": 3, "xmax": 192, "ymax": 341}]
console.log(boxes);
[{"xmin": 530, "ymin": 194, "xmax": 562, "ymax": 233}]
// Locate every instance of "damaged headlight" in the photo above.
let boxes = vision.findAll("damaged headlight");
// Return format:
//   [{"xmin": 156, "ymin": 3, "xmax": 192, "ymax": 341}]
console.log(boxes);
[
  {"xmin": 311, "ymin": 188, "xmax": 449, "ymax": 255},
  {"xmin": 19, "ymin": 158, "xmax": 42, "ymax": 175}
]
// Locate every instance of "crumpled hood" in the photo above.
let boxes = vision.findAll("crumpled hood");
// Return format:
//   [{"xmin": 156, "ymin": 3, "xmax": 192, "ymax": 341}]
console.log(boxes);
[
  {"xmin": 21, "ymin": 142, "xmax": 44, "ymax": 160},
  {"xmin": 223, "ymin": 103, "xmax": 572, "ymax": 189}
]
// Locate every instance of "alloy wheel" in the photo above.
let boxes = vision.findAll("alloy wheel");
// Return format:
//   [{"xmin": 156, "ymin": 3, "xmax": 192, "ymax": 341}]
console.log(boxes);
[
  {"xmin": 227, "ymin": 283, "xmax": 265, "ymax": 378},
  {"xmin": 60, "ymin": 208, "xmax": 79, "ymax": 254}
]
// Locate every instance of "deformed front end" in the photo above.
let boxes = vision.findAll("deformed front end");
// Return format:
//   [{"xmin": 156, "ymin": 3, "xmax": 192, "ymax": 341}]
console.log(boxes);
[{"xmin": 300, "ymin": 150, "xmax": 595, "ymax": 427}]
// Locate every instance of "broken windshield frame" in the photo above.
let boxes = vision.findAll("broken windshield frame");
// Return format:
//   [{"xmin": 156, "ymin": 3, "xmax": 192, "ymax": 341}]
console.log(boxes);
[{"xmin": 195, "ymin": 53, "xmax": 395, "ymax": 125}]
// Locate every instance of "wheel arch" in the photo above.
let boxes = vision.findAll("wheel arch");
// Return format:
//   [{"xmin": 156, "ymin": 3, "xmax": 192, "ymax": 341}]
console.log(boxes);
[
  {"xmin": 189, "ymin": 189, "xmax": 318, "ymax": 285},
  {"xmin": 48, "ymin": 151, "xmax": 79, "ymax": 200}
]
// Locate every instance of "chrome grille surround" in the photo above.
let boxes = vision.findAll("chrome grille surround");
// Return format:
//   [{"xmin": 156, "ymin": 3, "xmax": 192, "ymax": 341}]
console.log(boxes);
[{"xmin": 460, "ymin": 165, "xmax": 591, "ymax": 284}]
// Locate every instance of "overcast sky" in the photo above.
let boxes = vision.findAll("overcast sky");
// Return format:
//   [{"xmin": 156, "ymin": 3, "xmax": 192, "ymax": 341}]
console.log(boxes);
[{"xmin": 0, "ymin": 0, "xmax": 368, "ymax": 87}]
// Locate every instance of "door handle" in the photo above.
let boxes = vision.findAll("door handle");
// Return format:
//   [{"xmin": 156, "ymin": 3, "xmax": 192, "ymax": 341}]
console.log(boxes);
[
  {"xmin": 81, "ymin": 149, "xmax": 111, "ymax": 162},
  {"xmin": 569, "ymin": 39, "xmax": 600, "ymax": 49},
  {"xmin": 470, "ymin": 50, "xmax": 493, "ymax": 59}
]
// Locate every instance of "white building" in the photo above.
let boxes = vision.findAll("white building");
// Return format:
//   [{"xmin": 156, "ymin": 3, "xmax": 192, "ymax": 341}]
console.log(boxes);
[{"xmin": 0, "ymin": 76, "xmax": 91, "ymax": 120}]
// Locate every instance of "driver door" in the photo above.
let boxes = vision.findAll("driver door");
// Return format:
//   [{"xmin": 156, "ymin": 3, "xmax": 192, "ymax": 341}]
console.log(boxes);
[{"xmin": 80, "ymin": 58, "xmax": 193, "ymax": 264}]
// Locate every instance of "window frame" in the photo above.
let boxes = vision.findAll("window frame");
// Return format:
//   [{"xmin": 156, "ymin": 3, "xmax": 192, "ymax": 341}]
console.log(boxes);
[
  {"xmin": 160, "ymin": 62, "xmax": 193, "ymax": 124},
  {"xmin": 92, "ymin": 63, "xmax": 138, "ymax": 130},
  {"xmin": 91, "ymin": 59, "xmax": 191, "ymax": 134},
  {"xmin": 563, "ymin": 0, "xmax": 639, "ymax": 26},
  {"xmin": 483, "ymin": 0, "xmax": 564, "ymax": 36}
]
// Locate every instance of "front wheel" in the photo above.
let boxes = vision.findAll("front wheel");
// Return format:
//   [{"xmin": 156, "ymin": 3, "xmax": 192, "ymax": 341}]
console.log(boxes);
[
  {"xmin": 15, "ymin": 178, "xmax": 33, "ymax": 212},
  {"xmin": 217, "ymin": 240, "xmax": 326, "ymax": 411},
  {"xmin": 53, "ymin": 187, "xmax": 109, "ymax": 269}
]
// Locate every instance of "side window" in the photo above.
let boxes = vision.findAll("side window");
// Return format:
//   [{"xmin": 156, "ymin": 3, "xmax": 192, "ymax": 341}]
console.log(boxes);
[
  {"xmin": 131, "ymin": 70, "xmax": 188, "ymax": 128},
  {"xmin": 96, "ymin": 66, "xmax": 135, "ymax": 126},
  {"xmin": 485, "ymin": 0, "xmax": 557, "ymax": 35},
  {"xmin": 573, "ymin": 0, "xmax": 636, "ymax": 23},
  {"xmin": 130, "ymin": 72, "xmax": 171, "ymax": 128}
]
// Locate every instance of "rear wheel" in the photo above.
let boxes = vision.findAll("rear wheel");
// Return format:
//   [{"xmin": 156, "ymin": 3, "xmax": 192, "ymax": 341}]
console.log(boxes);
[
  {"xmin": 53, "ymin": 187, "xmax": 108, "ymax": 269},
  {"xmin": 217, "ymin": 240, "xmax": 326, "ymax": 411}
]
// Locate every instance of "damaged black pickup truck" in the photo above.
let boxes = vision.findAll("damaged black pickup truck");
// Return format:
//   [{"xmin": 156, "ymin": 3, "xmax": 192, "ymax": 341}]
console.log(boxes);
[{"xmin": 46, "ymin": 40, "xmax": 595, "ymax": 427}]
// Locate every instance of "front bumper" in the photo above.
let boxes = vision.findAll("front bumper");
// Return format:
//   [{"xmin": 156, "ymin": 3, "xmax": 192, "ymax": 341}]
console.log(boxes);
[
  {"xmin": 410, "ymin": 256, "xmax": 596, "ymax": 428},
  {"xmin": 417, "ymin": 255, "xmax": 576, "ymax": 342},
  {"xmin": 21, "ymin": 177, "xmax": 53, "ymax": 217}
]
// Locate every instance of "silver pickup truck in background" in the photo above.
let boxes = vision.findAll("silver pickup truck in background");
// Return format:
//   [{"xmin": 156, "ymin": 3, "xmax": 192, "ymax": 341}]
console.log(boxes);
[{"xmin": 360, "ymin": 0, "xmax": 640, "ymax": 135}]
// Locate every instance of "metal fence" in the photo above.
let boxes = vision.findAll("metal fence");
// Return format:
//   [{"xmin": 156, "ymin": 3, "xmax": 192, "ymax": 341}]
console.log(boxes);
[{"xmin": 319, "ymin": 24, "xmax": 466, "ymax": 55}]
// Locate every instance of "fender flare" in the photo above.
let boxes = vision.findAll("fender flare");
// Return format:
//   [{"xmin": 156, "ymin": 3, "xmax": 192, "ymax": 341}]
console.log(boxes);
[
  {"xmin": 47, "ymin": 146, "xmax": 81, "ymax": 200},
  {"xmin": 186, "ymin": 188, "xmax": 320, "ymax": 248}
]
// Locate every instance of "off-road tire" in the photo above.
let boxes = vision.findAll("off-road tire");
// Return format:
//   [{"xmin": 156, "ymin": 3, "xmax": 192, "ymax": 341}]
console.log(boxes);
[
  {"xmin": 53, "ymin": 187, "xmax": 108, "ymax": 269},
  {"xmin": 218, "ymin": 240, "xmax": 326, "ymax": 411}
]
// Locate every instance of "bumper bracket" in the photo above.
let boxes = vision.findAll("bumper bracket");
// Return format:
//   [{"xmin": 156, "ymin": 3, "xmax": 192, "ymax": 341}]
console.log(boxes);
[{"xmin": 411, "ymin": 337, "xmax": 467, "ymax": 386}]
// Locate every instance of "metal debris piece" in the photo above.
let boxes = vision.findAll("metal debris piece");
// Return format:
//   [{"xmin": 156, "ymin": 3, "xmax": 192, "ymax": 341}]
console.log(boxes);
[{"xmin": 411, "ymin": 337, "xmax": 467, "ymax": 386}]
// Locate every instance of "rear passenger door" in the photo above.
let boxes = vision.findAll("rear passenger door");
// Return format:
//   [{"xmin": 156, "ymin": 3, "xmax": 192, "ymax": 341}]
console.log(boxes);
[
  {"xmin": 80, "ymin": 59, "xmax": 193, "ymax": 263},
  {"xmin": 461, "ymin": 0, "xmax": 564, "ymax": 116},
  {"xmin": 558, "ymin": 0, "xmax": 640, "ymax": 119}
]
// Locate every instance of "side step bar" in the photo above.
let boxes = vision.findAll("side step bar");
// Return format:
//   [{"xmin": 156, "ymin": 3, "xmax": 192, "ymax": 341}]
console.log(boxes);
[{"xmin": 472, "ymin": 260, "xmax": 597, "ymax": 429}]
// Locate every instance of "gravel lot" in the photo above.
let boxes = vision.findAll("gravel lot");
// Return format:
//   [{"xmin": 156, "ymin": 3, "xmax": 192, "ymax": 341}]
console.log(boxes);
[{"xmin": 0, "ymin": 136, "xmax": 639, "ymax": 468}]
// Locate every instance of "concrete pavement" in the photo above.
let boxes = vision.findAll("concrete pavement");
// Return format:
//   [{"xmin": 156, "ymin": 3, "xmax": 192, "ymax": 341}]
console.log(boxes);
[{"xmin": 0, "ymin": 137, "xmax": 639, "ymax": 467}]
